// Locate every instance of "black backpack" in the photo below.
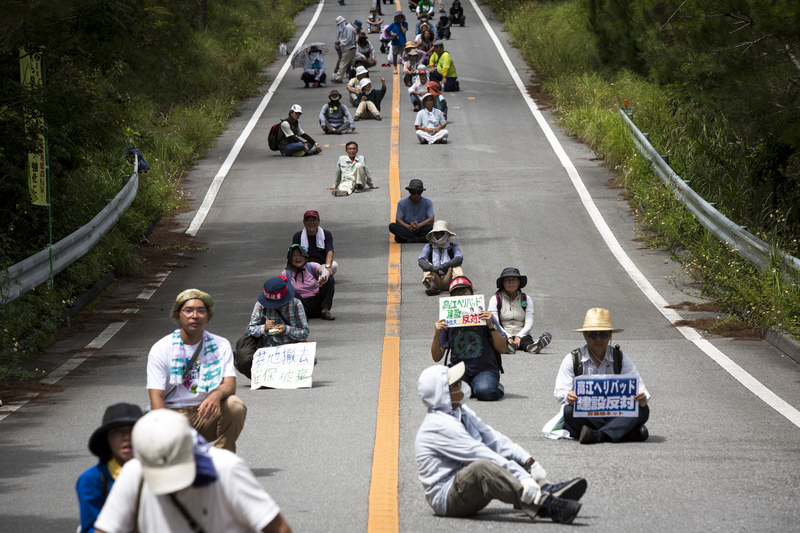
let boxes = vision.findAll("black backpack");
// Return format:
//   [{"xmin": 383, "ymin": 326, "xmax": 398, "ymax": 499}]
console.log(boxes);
[
  {"xmin": 572, "ymin": 344, "xmax": 622, "ymax": 376},
  {"xmin": 268, "ymin": 120, "xmax": 287, "ymax": 151},
  {"xmin": 428, "ymin": 245, "xmax": 455, "ymax": 262}
]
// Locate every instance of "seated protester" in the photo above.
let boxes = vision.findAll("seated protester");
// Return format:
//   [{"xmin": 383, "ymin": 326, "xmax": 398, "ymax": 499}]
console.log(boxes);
[
  {"xmin": 389, "ymin": 179, "xmax": 435, "ymax": 243},
  {"xmin": 301, "ymin": 45, "xmax": 326, "ymax": 88},
  {"xmin": 416, "ymin": 25, "xmax": 437, "ymax": 60},
  {"xmin": 346, "ymin": 65, "xmax": 370, "ymax": 106},
  {"xmin": 416, "ymin": 0, "xmax": 435, "ymax": 20},
  {"xmin": 248, "ymin": 276, "xmax": 311, "ymax": 344},
  {"xmin": 328, "ymin": 141, "xmax": 378, "ymax": 196},
  {"xmin": 319, "ymin": 90, "xmax": 355, "ymax": 135},
  {"xmin": 354, "ymin": 77, "xmax": 387, "ymax": 121},
  {"xmin": 403, "ymin": 48, "xmax": 421, "ymax": 86},
  {"xmin": 293, "ymin": 209, "xmax": 338, "ymax": 275},
  {"xmin": 77, "ymin": 403, "xmax": 143, "ymax": 533},
  {"xmin": 554, "ymin": 308, "xmax": 651, "ymax": 444},
  {"xmin": 449, "ymin": 0, "xmax": 465, "ymax": 26},
  {"xmin": 488, "ymin": 267, "xmax": 552, "ymax": 354},
  {"xmin": 367, "ymin": 7, "xmax": 384, "ymax": 33},
  {"xmin": 436, "ymin": 14, "xmax": 451, "ymax": 40},
  {"xmin": 355, "ymin": 34, "xmax": 377, "ymax": 68},
  {"xmin": 408, "ymin": 67, "xmax": 429, "ymax": 111},
  {"xmin": 92, "ymin": 410, "xmax": 293, "ymax": 533},
  {"xmin": 278, "ymin": 105, "xmax": 322, "ymax": 157},
  {"xmin": 416, "ymin": 16, "xmax": 437, "ymax": 39},
  {"xmin": 432, "ymin": 277, "xmax": 508, "ymax": 401},
  {"xmin": 415, "ymin": 362, "xmax": 586, "ymax": 524},
  {"xmin": 428, "ymin": 40, "xmax": 459, "ymax": 92},
  {"xmin": 417, "ymin": 220, "xmax": 462, "ymax": 295},
  {"xmin": 424, "ymin": 80, "xmax": 447, "ymax": 118},
  {"xmin": 415, "ymin": 92, "xmax": 449, "ymax": 145},
  {"xmin": 283, "ymin": 244, "xmax": 335, "ymax": 321}
]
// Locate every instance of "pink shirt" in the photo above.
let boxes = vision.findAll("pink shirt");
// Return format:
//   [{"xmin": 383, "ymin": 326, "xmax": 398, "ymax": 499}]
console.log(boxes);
[{"xmin": 284, "ymin": 262, "xmax": 322, "ymax": 298}]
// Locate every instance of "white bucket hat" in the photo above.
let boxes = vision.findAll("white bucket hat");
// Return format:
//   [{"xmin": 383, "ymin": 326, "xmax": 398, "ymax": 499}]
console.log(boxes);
[
  {"xmin": 335, "ymin": 16, "xmax": 345, "ymax": 24},
  {"xmin": 355, "ymin": 66, "xmax": 369, "ymax": 76},
  {"xmin": 359, "ymin": 78, "xmax": 372, "ymax": 90}
]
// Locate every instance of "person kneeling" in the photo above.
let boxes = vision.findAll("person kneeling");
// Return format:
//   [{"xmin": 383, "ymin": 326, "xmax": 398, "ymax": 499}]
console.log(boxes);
[
  {"xmin": 415, "ymin": 362, "xmax": 586, "ymax": 523},
  {"xmin": 414, "ymin": 93, "xmax": 448, "ymax": 144}
]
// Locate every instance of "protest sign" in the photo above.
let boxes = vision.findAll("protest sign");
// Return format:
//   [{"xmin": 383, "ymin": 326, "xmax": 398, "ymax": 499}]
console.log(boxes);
[
  {"xmin": 439, "ymin": 294, "xmax": 485, "ymax": 328},
  {"xmin": 573, "ymin": 374, "xmax": 639, "ymax": 418},
  {"xmin": 250, "ymin": 342, "xmax": 316, "ymax": 390}
]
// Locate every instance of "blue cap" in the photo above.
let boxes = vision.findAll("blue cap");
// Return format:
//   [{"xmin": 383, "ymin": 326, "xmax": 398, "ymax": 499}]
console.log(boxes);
[
  {"xmin": 353, "ymin": 19, "xmax": 362, "ymax": 27},
  {"xmin": 257, "ymin": 276, "xmax": 295, "ymax": 309}
]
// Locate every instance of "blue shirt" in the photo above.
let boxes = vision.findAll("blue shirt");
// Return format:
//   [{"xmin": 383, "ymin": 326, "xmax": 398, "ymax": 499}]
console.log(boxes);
[
  {"xmin": 385, "ymin": 21, "xmax": 409, "ymax": 47},
  {"xmin": 396, "ymin": 196, "xmax": 433, "ymax": 224}
]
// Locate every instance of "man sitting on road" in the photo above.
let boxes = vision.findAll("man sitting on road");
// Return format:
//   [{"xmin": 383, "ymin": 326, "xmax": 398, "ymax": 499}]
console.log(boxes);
[
  {"xmin": 93, "ymin": 409, "xmax": 293, "ymax": 533},
  {"xmin": 388, "ymin": 178, "xmax": 435, "ymax": 243},
  {"xmin": 428, "ymin": 40, "xmax": 459, "ymax": 92},
  {"xmin": 278, "ymin": 105, "xmax": 322, "ymax": 157},
  {"xmin": 408, "ymin": 67, "xmax": 429, "ymax": 111},
  {"xmin": 449, "ymin": 0, "xmax": 465, "ymax": 26},
  {"xmin": 418, "ymin": 220, "xmax": 462, "ymax": 295},
  {"xmin": 346, "ymin": 65, "xmax": 370, "ymax": 106},
  {"xmin": 554, "ymin": 308, "xmax": 651, "ymax": 444},
  {"xmin": 415, "ymin": 362, "xmax": 586, "ymax": 523},
  {"xmin": 319, "ymin": 90, "xmax": 355, "ymax": 135},
  {"xmin": 354, "ymin": 77, "xmax": 387, "ymax": 121},
  {"xmin": 147, "ymin": 289, "xmax": 246, "ymax": 453},
  {"xmin": 328, "ymin": 141, "xmax": 378, "ymax": 196},
  {"xmin": 414, "ymin": 92, "xmax": 449, "ymax": 144},
  {"xmin": 292, "ymin": 209, "xmax": 338, "ymax": 277}
]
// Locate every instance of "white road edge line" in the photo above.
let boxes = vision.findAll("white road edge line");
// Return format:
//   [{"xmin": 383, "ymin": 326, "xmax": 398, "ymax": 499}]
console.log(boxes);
[
  {"xmin": 186, "ymin": 0, "xmax": 327, "ymax": 237},
  {"xmin": 469, "ymin": 0, "xmax": 800, "ymax": 428}
]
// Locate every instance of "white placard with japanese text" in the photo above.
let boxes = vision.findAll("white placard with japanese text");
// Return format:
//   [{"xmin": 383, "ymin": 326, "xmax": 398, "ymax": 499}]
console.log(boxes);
[
  {"xmin": 250, "ymin": 342, "xmax": 316, "ymax": 390},
  {"xmin": 439, "ymin": 294, "xmax": 485, "ymax": 328},
  {"xmin": 573, "ymin": 374, "xmax": 639, "ymax": 418}
]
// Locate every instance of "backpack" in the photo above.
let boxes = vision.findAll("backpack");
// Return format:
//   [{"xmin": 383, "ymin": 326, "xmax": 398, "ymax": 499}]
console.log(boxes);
[
  {"xmin": 268, "ymin": 120, "xmax": 287, "ymax": 151},
  {"xmin": 493, "ymin": 291, "xmax": 527, "ymax": 314},
  {"xmin": 572, "ymin": 344, "xmax": 622, "ymax": 376},
  {"xmin": 427, "ymin": 245, "xmax": 455, "ymax": 263}
]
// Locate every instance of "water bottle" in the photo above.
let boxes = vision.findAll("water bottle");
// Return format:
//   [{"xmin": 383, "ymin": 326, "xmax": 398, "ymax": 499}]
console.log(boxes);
[{"xmin": 279, "ymin": 42, "xmax": 288, "ymax": 56}]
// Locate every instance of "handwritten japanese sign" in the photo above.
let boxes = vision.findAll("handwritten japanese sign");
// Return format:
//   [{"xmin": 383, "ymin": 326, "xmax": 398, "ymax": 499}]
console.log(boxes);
[
  {"xmin": 250, "ymin": 343, "xmax": 316, "ymax": 390},
  {"xmin": 439, "ymin": 295, "xmax": 485, "ymax": 328},
  {"xmin": 573, "ymin": 374, "xmax": 639, "ymax": 418}
]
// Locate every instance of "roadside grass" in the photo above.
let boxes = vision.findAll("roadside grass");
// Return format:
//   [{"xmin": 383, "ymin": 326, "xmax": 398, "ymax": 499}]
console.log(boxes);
[
  {"xmin": 487, "ymin": 0, "xmax": 800, "ymax": 338},
  {"xmin": 0, "ymin": 0, "xmax": 314, "ymax": 381}
]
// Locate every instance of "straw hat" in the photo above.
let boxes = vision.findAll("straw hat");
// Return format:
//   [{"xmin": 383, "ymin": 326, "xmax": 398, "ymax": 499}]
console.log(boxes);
[{"xmin": 574, "ymin": 308, "xmax": 623, "ymax": 333}]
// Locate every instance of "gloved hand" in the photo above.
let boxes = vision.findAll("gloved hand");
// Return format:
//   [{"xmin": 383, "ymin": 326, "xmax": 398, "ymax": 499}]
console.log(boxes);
[
  {"xmin": 529, "ymin": 461, "xmax": 548, "ymax": 485},
  {"xmin": 520, "ymin": 478, "xmax": 542, "ymax": 506},
  {"xmin": 436, "ymin": 269, "xmax": 447, "ymax": 277},
  {"xmin": 418, "ymin": 259, "xmax": 434, "ymax": 272}
]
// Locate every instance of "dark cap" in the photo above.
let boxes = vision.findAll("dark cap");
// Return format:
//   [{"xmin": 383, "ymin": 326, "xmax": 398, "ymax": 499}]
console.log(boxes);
[
  {"xmin": 88, "ymin": 403, "xmax": 144, "ymax": 462},
  {"xmin": 405, "ymin": 179, "xmax": 425, "ymax": 191},
  {"xmin": 496, "ymin": 267, "xmax": 527, "ymax": 290}
]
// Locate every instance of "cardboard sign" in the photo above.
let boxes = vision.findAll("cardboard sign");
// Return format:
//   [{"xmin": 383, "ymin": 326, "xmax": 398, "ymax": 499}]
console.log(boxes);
[
  {"xmin": 439, "ymin": 294, "xmax": 485, "ymax": 328},
  {"xmin": 573, "ymin": 374, "xmax": 639, "ymax": 418},
  {"xmin": 250, "ymin": 343, "xmax": 316, "ymax": 390}
]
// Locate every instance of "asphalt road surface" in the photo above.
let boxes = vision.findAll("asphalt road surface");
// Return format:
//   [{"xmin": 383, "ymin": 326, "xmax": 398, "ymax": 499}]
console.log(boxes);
[{"xmin": 2, "ymin": 1, "xmax": 800, "ymax": 532}]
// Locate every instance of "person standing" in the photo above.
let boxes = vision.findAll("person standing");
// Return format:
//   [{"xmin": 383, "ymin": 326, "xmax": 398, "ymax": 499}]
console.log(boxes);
[
  {"xmin": 388, "ymin": 179, "xmax": 435, "ymax": 243},
  {"xmin": 384, "ymin": 11, "xmax": 409, "ymax": 75},
  {"xmin": 76, "ymin": 403, "xmax": 144, "ymax": 533},
  {"xmin": 328, "ymin": 141, "xmax": 378, "ymax": 196},
  {"xmin": 333, "ymin": 16, "xmax": 358, "ymax": 83},
  {"xmin": 146, "ymin": 289, "xmax": 247, "ymax": 452}
]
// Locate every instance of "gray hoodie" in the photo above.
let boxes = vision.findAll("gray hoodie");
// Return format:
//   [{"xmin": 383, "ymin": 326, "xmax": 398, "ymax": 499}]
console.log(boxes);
[{"xmin": 414, "ymin": 366, "xmax": 533, "ymax": 515}]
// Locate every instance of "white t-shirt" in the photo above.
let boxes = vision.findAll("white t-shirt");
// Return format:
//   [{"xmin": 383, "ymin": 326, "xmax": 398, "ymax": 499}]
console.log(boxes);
[
  {"xmin": 94, "ymin": 448, "xmax": 280, "ymax": 533},
  {"xmin": 146, "ymin": 331, "xmax": 237, "ymax": 409}
]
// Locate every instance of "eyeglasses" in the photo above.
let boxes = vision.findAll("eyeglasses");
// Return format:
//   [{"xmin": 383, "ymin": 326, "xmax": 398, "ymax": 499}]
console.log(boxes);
[
  {"xmin": 181, "ymin": 307, "xmax": 207, "ymax": 317},
  {"xmin": 409, "ymin": 190, "xmax": 422, "ymax": 195},
  {"xmin": 586, "ymin": 331, "xmax": 610, "ymax": 340}
]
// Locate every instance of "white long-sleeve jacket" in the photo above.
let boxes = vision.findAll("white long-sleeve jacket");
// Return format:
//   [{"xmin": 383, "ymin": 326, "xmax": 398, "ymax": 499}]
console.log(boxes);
[{"xmin": 414, "ymin": 366, "xmax": 532, "ymax": 515}]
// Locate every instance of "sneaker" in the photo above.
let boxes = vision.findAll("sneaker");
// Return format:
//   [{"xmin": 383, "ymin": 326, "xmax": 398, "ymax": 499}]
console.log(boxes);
[
  {"xmin": 536, "ymin": 495, "xmax": 581, "ymax": 524},
  {"xmin": 528, "ymin": 331, "xmax": 552, "ymax": 354},
  {"xmin": 541, "ymin": 478, "xmax": 587, "ymax": 501},
  {"xmin": 578, "ymin": 426, "xmax": 602, "ymax": 445},
  {"xmin": 320, "ymin": 309, "xmax": 335, "ymax": 320},
  {"xmin": 375, "ymin": 115, "xmax": 382, "ymax": 121},
  {"xmin": 292, "ymin": 150, "xmax": 306, "ymax": 157},
  {"xmin": 354, "ymin": 184, "xmax": 365, "ymax": 193},
  {"xmin": 354, "ymin": 116, "xmax": 360, "ymax": 121},
  {"xmin": 331, "ymin": 189, "xmax": 349, "ymax": 197},
  {"xmin": 413, "ymin": 103, "xmax": 421, "ymax": 112}
]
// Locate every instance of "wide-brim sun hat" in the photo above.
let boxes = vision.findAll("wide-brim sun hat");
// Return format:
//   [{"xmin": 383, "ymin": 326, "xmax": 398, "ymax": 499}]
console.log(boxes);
[
  {"xmin": 404, "ymin": 42, "xmax": 417, "ymax": 50},
  {"xmin": 258, "ymin": 276, "xmax": 296, "ymax": 309},
  {"xmin": 427, "ymin": 220, "xmax": 456, "ymax": 240},
  {"xmin": 421, "ymin": 92, "xmax": 435, "ymax": 102},
  {"xmin": 170, "ymin": 289, "xmax": 214, "ymax": 324},
  {"xmin": 496, "ymin": 267, "xmax": 527, "ymax": 290},
  {"xmin": 133, "ymin": 410, "xmax": 196, "ymax": 496},
  {"xmin": 574, "ymin": 308, "xmax": 623, "ymax": 333},
  {"xmin": 335, "ymin": 16, "xmax": 345, "ymax": 24},
  {"xmin": 88, "ymin": 403, "xmax": 144, "ymax": 461},
  {"xmin": 407, "ymin": 50, "xmax": 419, "ymax": 57}
]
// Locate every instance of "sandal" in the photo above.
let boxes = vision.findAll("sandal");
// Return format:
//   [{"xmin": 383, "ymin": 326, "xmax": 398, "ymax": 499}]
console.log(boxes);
[{"xmin": 528, "ymin": 331, "xmax": 552, "ymax": 354}]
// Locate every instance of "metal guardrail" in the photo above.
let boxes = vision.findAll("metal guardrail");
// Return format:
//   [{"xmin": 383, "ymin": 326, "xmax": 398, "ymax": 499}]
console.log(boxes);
[
  {"xmin": 1, "ymin": 160, "xmax": 139, "ymax": 305},
  {"xmin": 619, "ymin": 109, "xmax": 800, "ymax": 278}
]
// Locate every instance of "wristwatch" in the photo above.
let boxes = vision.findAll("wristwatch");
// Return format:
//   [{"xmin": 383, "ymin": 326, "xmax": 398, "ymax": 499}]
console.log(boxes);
[{"xmin": 324, "ymin": 264, "xmax": 331, "ymax": 268}]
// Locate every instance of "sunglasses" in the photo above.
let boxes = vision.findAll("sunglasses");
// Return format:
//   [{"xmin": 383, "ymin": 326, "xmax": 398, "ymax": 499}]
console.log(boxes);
[
  {"xmin": 408, "ymin": 190, "xmax": 422, "ymax": 195},
  {"xmin": 586, "ymin": 331, "xmax": 610, "ymax": 340}
]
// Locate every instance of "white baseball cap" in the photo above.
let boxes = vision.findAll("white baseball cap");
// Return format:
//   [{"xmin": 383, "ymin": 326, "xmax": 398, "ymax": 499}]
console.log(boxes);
[
  {"xmin": 132, "ymin": 410, "xmax": 196, "ymax": 495},
  {"xmin": 290, "ymin": 104, "xmax": 303, "ymax": 114},
  {"xmin": 447, "ymin": 361, "xmax": 465, "ymax": 385}
]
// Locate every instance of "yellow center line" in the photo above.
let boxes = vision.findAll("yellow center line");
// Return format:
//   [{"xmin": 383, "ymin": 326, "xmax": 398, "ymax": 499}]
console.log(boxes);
[{"xmin": 367, "ymin": 72, "xmax": 402, "ymax": 533}]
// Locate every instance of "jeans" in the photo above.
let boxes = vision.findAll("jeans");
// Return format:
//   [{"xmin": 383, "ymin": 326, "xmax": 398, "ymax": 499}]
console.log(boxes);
[
  {"xmin": 410, "ymin": 93, "xmax": 422, "ymax": 108},
  {"xmin": 301, "ymin": 71, "xmax": 327, "ymax": 86},
  {"xmin": 462, "ymin": 370, "xmax": 504, "ymax": 401},
  {"xmin": 563, "ymin": 404, "xmax": 650, "ymax": 442},
  {"xmin": 281, "ymin": 141, "xmax": 313, "ymax": 156}
]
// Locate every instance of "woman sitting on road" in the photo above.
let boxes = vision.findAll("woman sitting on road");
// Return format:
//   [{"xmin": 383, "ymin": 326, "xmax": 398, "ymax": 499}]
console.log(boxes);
[
  {"xmin": 301, "ymin": 45, "xmax": 326, "ymax": 88},
  {"xmin": 415, "ymin": 27, "xmax": 436, "ymax": 62},
  {"xmin": 283, "ymin": 244, "xmax": 335, "ymax": 320},
  {"xmin": 487, "ymin": 267, "xmax": 552, "ymax": 354}
]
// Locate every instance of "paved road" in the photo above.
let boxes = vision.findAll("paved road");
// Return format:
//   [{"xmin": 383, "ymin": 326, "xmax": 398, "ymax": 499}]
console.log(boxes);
[{"xmin": 2, "ymin": 1, "xmax": 800, "ymax": 532}]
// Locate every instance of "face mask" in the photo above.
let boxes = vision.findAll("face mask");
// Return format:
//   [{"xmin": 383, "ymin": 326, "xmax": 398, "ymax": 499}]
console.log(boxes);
[{"xmin": 453, "ymin": 380, "xmax": 470, "ymax": 409}]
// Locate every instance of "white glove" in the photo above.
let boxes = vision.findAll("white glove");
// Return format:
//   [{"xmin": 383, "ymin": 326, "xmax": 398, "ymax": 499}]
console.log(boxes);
[
  {"xmin": 529, "ymin": 461, "xmax": 548, "ymax": 485},
  {"xmin": 520, "ymin": 478, "xmax": 542, "ymax": 505}
]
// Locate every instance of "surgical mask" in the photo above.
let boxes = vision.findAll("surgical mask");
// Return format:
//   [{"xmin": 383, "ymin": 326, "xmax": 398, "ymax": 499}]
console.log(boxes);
[{"xmin": 453, "ymin": 380, "xmax": 470, "ymax": 409}]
